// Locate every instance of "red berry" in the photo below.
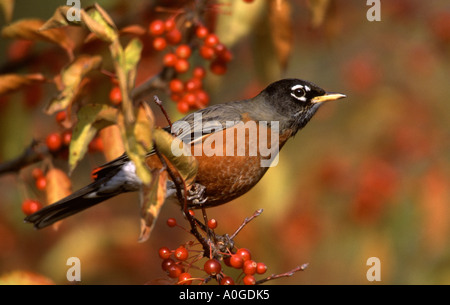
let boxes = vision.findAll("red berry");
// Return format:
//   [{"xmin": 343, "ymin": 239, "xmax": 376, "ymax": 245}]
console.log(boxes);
[
  {"xmin": 21, "ymin": 199, "xmax": 42, "ymax": 216},
  {"xmin": 31, "ymin": 167, "xmax": 44, "ymax": 180},
  {"xmin": 62, "ymin": 130, "xmax": 72, "ymax": 146},
  {"xmin": 55, "ymin": 110, "xmax": 67, "ymax": 124},
  {"xmin": 188, "ymin": 210, "xmax": 195, "ymax": 216},
  {"xmin": 229, "ymin": 255, "xmax": 244, "ymax": 269},
  {"xmin": 204, "ymin": 34, "xmax": 219, "ymax": 47},
  {"xmin": 161, "ymin": 258, "xmax": 175, "ymax": 271},
  {"xmin": 220, "ymin": 276, "xmax": 235, "ymax": 285},
  {"xmin": 196, "ymin": 26, "xmax": 209, "ymax": 39},
  {"xmin": 243, "ymin": 260, "xmax": 257, "ymax": 275},
  {"xmin": 153, "ymin": 37, "xmax": 167, "ymax": 51},
  {"xmin": 215, "ymin": 44, "xmax": 232, "ymax": 62},
  {"xmin": 88, "ymin": 137, "xmax": 104, "ymax": 152},
  {"xmin": 169, "ymin": 79, "xmax": 184, "ymax": 93},
  {"xmin": 195, "ymin": 90, "xmax": 210, "ymax": 107},
  {"xmin": 159, "ymin": 247, "xmax": 172, "ymax": 260},
  {"xmin": 178, "ymin": 272, "xmax": 192, "ymax": 285},
  {"xmin": 166, "ymin": 218, "xmax": 177, "ymax": 227},
  {"xmin": 163, "ymin": 53, "xmax": 177, "ymax": 67},
  {"xmin": 175, "ymin": 44, "xmax": 192, "ymax": 59},
  {"xmin": 193, "ymin": 66, "xmax": 206, "ymax": 79},
  {"xmin": 168, "ymin": 264, "xmax": 184, "ymax": 278},
  {"xmin": 174, "ymin": 58, "xmax": 190, "ymax": 73},
  {"xmin": 149, "ymin": 20, "xmax": 165, "ymax": 36},
  {"xmin": 109, "ymin": 86, "xmax": 122, "ymax": 105},
  {"xmin": 46, "ymin": 133, "xmax": 62, "ymax": 152},
  {"xmin": 177, "ymin": 101, "xmax": 190, "ymax": 114},
  {"xmin": 199, "ymin": 45, "xmax": 215, "ymax": 60},
  {"xmin": 182, "ymin": 93, "xmax": 196, "ymax": 107},
  {"xmin": 35, "ymin": 176, "xmax": 47, "ymax": 191},
  {"xmin": 185, "ymin": 79, "xmax": 202, "ymax": 92},
  {"xmin": 166, "ymin": 29, "xmax": 182, "ymax": 44},
  {"xmin": 207, "ymin": 218, "xmax": 218, "ymax": 229},
  {"xmin": 174, "ymin": 246, "xmax": 189, "ymax": 261},
  {"xmin": 204, "ymin": 259, "xmax": 221, "ymax": 276},
  {"xmin": 236, "ymin": 248, "xmax": 251, "ymax": 261},
  {"xmin": 256, "ymin": 262, "xmax": 267, "ymax": 274},
  {"xmin": 164, "ymin": 18, "xmax": 176, "ymax": 32},
  {"xmin": 243, "ymin": 274, "xmax": 256, "ymax": 285},
  {"xmin": 210, "ymin": 59, "xmax": 227, "ymax": 75}
]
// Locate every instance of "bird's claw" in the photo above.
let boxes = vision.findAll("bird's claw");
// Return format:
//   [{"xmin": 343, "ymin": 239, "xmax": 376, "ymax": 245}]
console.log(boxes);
[{"xmin": 187, "ymin": 183, "xmax": 208, "ymax": 206}]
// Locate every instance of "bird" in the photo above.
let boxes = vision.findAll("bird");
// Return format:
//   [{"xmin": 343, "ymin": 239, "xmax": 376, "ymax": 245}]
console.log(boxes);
[{"xmin": 24, "ymin": 78, "xmax": 346, "ymax": 229}]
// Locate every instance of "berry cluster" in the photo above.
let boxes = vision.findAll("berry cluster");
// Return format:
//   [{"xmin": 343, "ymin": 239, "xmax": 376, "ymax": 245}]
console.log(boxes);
[
  {"xmin": 148, "ymin": 17, "xmax": 232, "ymax": 113},
  {"xmin": 157, "ymin": 217, "xmax": 268, "ymax": 285}
]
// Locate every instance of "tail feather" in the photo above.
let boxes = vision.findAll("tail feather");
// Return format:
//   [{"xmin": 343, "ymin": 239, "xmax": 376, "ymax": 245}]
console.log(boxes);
[{"xmin": 24, "ymin": 182, "xmax": 115, "ymax": 229}]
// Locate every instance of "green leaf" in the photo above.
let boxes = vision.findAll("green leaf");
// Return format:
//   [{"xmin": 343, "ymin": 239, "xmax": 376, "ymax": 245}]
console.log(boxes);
[
  {"xmin": 46, "ymin": 55, "xmax": 102, "ymax": 114},
  {"xmin": 69, "ymin": 104, "xmax": 117, "ymax": 172}
]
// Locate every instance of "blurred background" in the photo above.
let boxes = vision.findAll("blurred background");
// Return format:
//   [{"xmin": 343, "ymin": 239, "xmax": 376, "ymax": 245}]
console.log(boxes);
[{"xmin": 0, "ymin": 0, "xmax": 449, "ymax": 284}]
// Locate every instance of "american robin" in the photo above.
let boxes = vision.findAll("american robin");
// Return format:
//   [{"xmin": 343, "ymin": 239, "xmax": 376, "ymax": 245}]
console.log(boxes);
[{"xmin": 25, "ymin": 78, "xmax": 346, "ymax": 229}]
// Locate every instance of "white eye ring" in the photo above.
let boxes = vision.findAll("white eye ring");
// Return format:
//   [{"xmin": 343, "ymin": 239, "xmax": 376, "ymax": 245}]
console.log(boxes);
[{"xmin": 291, "ymin": 86, "xmax": 306, "ymax": 101}]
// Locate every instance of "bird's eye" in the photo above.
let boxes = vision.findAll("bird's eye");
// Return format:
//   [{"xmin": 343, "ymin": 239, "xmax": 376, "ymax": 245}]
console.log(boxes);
[{"xmin": 291, "ymin": 87, "xmax": 306, "ymax": 100}]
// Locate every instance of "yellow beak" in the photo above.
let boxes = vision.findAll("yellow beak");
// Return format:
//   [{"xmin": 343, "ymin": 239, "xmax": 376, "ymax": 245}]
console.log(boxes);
[{"xmin": 311, "ymin": 92, "xmax": 347, "ymax": 104}]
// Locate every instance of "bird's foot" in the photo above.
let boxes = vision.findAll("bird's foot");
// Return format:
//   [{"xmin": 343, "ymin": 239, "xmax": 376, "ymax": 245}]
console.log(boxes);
[{"xmin": 187, "ymin": 183, "xmax": 208, "ymax": 206}]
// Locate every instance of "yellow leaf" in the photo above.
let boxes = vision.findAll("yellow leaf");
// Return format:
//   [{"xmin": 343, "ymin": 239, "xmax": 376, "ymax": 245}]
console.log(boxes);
[
  {"xmin": 45, "ymin": 168, "xmax": 72, "ymax": 230},
  {"xmin": 268, "ymin": 0, "xmax": 293, "ymax": 71},
  {"xmin": 152, "ymin": 128, "xmax": 198, "ymax": 188},
  {"xmin": 46, "ymin": 55, "xmax": 102, "ymax": 114},
  {"xmin": 80, "ymin": 6, "xmax": 117, "ymax": 43},
  {"xmin": 0, "ymin": 73, "xmax": 45, "ymax": 96},
  {"xmin": 138, "ymin": 170, "xmax": 168, "ymax": 243},
  {"xmin": 2, "ymin": 18, "xmax": 74, "ymax": 57},
  {"xmin": 307, "ymin": 0, "xmax": 331, "ymax": 28},
  {"xmin": 0, "ymin": 0, "xmax": 14, "ymax": 23},
  {"xmin": 99, "ymin": 125, "xmax": 125, "ymax": 162},
  {"xmin": 0, "ymin": 270, "xmax": 54, "ymax": 285},
  {"xmin": 69, "ymin": 104, "xmax": 117, "ymax": 172}
]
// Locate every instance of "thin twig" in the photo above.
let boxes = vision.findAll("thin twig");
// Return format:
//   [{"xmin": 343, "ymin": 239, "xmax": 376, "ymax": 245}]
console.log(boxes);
[
  {"xmin": 0, "ymin": 140, "xmax": 48, "ymax": 175},
  {"xmin": 229, "ymin": 209, "xmax": 263, "ymax": 240},
  {"xmin": 153, "ymin": 95, "xmax": 173, "ymax": 129},
  {"xmin": 255, "ymin": 263, "xmax": 309, "ymax": 285}
]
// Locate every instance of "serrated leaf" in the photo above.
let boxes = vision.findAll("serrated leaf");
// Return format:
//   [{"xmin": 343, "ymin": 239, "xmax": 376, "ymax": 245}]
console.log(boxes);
[
  {"xmin": 69, "ymin": 104, "xmax": 117, "ymax": 172},
  {"xmin": 0, "ymin": 0, "xmax": 14, "ymax": 23},
  {"xmin": 80, "ymin": 7, "xmax": 117, "ymax": 43},
  {"xmin": 0, "ymin": 73, "xmax": 45, "ymax": 96},
  {"xmin": 138, "ymin": 169, "xmax": 167, "ymax": 243},
  {"xmin": 46, "ymin": 55, "xmax": 102, "ymax": 114},
  {"xmin": 152, "ymin": 128, "xmax": 198, "ymax": 188},
  {"xmin": 2, "ymin": 18, "xmax": 75, "ymax": 57}
]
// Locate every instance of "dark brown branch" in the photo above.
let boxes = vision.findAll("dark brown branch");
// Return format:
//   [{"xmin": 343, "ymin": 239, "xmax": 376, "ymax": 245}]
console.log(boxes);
[{"xmin": 0, "ymin": 140, "xmax": 49, "ymax": 175}]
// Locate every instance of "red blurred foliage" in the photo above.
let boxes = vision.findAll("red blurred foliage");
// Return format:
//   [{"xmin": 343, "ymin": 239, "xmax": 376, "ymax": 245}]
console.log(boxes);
[{"xmin": 350, "ymin": 157, "xmax": 398, "ymax": 224}]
